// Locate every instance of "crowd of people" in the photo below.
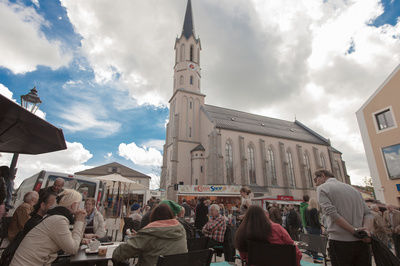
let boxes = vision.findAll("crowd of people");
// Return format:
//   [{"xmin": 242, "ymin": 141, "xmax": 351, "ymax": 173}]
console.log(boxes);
[{"xmin": 1, "ymin": 167, "xmax": 400, "ymax": 265}]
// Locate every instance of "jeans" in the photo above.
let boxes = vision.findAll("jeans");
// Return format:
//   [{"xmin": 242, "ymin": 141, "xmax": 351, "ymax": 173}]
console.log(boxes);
[{"xmin": 328, "ymin": 239, "xmax": 371, "ymax": 266}]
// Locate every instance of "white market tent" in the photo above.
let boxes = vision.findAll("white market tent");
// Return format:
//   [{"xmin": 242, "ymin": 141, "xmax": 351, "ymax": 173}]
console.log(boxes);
[{"xmin": 96, "ymin": 173, "xmax": 148, "ymax": 192}]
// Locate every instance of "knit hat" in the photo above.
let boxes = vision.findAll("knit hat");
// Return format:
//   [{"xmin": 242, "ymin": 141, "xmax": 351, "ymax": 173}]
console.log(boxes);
[
  {"xmin": 160, "ymin": 200, "xmax": 182, "ymax": 216},
  {"xmin": 131, "ymin": 203, "xmax": 141, "ymax": 211}
]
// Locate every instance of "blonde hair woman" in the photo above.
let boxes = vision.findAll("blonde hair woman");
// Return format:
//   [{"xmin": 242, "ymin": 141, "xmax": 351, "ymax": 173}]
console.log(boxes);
[
  {"xmin": 11, "ymin": 189, "xmax": 87, "ymax": 266},
  {"xmin": 239, "ymin": 187, "xmax": 252, "ymax": 219}
]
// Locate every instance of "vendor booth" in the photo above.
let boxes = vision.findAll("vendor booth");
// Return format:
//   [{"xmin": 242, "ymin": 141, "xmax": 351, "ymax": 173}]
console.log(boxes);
[
  {"xmin": 253, "ymin": 195, "xmax": 303, "ymax": 209},
  {"xmin": 177, "ymin": 185, "xmax": 241, "ymax": 211}
]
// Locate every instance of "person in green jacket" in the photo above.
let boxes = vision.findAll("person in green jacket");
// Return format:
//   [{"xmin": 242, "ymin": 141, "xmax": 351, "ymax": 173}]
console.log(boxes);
[
  {"xmin": 112, "ymin": 204, "xmax": 187, "ymax": 266},
  {"xmin": 299, "ymin": 195, "xmax": 309, "ymax": 232}
]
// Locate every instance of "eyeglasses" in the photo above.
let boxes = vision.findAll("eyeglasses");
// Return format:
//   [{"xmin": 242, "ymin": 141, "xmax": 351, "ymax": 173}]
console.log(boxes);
[{"xmin": 314, "ymin": 176, "xmax": 321, "ymax": 183}]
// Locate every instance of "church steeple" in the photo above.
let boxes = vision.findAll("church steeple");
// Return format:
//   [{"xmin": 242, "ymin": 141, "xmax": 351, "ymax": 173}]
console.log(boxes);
[{"xmin": 182, "ymin": 0, "xmax": 195, "ymax": 39}]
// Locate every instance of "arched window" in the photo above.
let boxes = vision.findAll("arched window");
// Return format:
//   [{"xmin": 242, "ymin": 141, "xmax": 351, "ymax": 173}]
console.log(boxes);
[
  {"xmin": 304, "ymin": 153, "xmax": 313, "ymax": 187},
  {"xmin": 225, "ymin": 141, "xmax": 234, "ymax": 184},
  {"xmin": 286, "ymin": 150, "xmax": 295, "ymax": 187},
  {"xmin": 197, "ymin": 48, "xmax": 200, "ymax": 64},
  {"xmin": 248, "ymin": 145, "xmax": 256, "ymax": 184},
  {"xmin": 268, "ymin": 147, "xmax": 277, "ymax": 185},
  {"xmin": 179, "ymin": 75, "xmax": 184, "ymax": 85},
  {"xmin": 320, "ymin": 153, "xmax": 326, "ymax": 169},
  {"xmin": 198, "ymin": 79, "xmax": 200, "ymax": 89},
  {"xmin": 190, "ymin": 45, "xmax": 194, "ymax": 61},
  {"xmin": 190, "ymin": 76, "xmax": 193, "ymax": 85},
  {"xmin": 180, "ymin": 44, "xmax": 185, "ymax": 61}
]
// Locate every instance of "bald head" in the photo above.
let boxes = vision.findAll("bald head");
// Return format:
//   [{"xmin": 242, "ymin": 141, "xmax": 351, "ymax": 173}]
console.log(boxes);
[
  {"xmin": 52, "ymin": 178, "xmax": 65, "ymax": 193},
  {"xmin": 24, "ymin": 191, "xmax": 39, "ymax": 206}
]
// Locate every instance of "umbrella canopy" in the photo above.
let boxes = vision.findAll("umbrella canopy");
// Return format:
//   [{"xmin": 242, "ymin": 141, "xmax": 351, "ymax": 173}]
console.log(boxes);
[
  {"xmin": 0, "ymin": 94, "xmax": 67, "ymax": 154},
  {"xmin": 96, "ymin": 173, "xmax": 148, "ymax": 193}
]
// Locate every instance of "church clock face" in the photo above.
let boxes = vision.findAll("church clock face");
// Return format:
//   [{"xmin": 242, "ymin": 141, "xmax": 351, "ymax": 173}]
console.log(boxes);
[{"xmin": 188, "ymin": 63, "xmax": 196, "ymax": 71}]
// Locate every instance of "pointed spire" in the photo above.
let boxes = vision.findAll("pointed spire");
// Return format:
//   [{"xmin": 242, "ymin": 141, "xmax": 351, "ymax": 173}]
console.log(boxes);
[{"xmin": 182, "ymin": 0, "xmax": 195, "ymax": 39}]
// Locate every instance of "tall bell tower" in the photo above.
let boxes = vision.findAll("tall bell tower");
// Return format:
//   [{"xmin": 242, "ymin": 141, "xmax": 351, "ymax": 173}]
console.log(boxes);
[
  {"xmin": 161, "ymin": 0, "xmax": 205, "ymax": 199},
  {"xmin": 173, "ymin": 0, "xmax": 201, "ymax": 94}
]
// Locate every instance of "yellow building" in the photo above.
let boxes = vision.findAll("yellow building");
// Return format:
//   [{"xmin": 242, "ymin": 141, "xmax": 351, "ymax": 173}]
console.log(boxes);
[{"xmin": 357, "ymin": 65, "xmax": 400, "ymax": 205}]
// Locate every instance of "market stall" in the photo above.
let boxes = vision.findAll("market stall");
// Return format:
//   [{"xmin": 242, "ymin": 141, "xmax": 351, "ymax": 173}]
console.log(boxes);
[
  {"xmin": 253, "ymin": 195, "xmax": 303, "ymax": 209},
  {"xmin": 177, "ymin": 185, "xmax": 241, "ymax": 211}
]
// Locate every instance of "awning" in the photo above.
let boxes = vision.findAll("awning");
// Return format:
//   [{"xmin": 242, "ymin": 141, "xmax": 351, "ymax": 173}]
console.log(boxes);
[
  {"xmin": 95, "ymin": 173, "xmax": 148, "ymax": 190},
  {"xmin": 0, "ymin": 94, "xmax": 67, "ymax": 154}
]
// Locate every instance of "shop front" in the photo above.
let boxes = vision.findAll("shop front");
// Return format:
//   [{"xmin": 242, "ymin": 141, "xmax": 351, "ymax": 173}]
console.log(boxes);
[
  {"xmin": 253, "ymin": 195, "xmax": 303, "ymax": 209},
  {"xmin": 177, "ymin": 185, "xmax": 241, "ymax": 211}
]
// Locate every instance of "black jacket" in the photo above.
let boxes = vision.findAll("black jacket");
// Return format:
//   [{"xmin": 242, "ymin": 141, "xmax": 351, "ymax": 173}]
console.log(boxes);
[
  {"xmin": 305, "ymin": 208, "xmax": 321, "ymax": 229},
  {"xmin": 194, "ymin": 202, "xmax": 208, "ymax": 230}
]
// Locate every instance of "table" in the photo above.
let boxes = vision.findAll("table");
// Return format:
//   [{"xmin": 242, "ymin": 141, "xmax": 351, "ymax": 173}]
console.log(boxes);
[{"xmin": 69, "ymin": 242, "xmax": 122, "ymax": 264}]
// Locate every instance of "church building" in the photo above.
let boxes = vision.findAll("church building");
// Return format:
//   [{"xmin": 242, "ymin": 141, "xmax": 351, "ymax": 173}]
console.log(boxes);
[{"xmin": 161, "ymin": 0, "xmax": 350, "ymax": 202}]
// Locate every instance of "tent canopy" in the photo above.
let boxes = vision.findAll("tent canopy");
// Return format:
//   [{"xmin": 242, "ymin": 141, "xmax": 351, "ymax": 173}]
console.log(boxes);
[
  {"xmin": 0, "ymin": 94, "xmax": 67, "ymax": 154},
  {"xmin": 95, "ymin": 173, "xmax": 148, "ymax": 190}
]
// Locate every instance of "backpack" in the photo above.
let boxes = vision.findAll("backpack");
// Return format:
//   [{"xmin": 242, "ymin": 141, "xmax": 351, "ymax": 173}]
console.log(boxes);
[{"xmin": 0, "ymin": 215, "xmax": 50, "ymax": 266}]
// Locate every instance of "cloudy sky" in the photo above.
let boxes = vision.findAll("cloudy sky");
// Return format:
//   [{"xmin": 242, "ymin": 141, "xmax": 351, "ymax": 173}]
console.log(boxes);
[{"xmin": 0, "ymin": 0, "xmax": 399, "ymax": 189}]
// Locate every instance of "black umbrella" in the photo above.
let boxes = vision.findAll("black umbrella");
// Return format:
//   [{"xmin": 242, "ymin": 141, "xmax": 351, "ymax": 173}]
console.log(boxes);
[{"xmin": 0, "ymin": 94, "xmax": 67, "ymax": 154}]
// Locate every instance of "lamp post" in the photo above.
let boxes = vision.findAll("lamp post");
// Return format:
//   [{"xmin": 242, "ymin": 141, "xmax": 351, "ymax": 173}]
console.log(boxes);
[{"xmin": 9, "ymin": 87, "xmax": 42, "ymax": 179}]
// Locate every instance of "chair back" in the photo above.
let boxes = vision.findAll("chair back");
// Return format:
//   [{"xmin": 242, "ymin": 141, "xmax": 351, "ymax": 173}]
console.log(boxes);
[
  {"xmin": 156, "ymin": 248, "xmax": 213, "ymax": 266},
  {"xmin": 0, "ymin": 217, "xmax": 12, "ymax": 238},
  {"xmin": 187, "ymin": 237, "xmax": 208, "ymax": 251},
  {"xmin": 247, "ymin": 240, "xmax": 297, "ymax": 266},
  {"xmin": 299, "ymin": 233, "xmax": 328, "ymax": 256}
]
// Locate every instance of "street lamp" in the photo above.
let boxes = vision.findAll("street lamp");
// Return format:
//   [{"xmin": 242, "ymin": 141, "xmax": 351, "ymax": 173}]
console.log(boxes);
[
  {"xmin": 9, "ymin": 87, "xmax": 42, "ymax": 181},
  {"xmin": 20, "ymin": 87, "xmax": 42, "ymax": 114}
]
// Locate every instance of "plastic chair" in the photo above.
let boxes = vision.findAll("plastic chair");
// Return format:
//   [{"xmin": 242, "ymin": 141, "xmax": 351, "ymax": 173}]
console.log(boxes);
[
  {"xmin": 187, "ymin": 237, "xmax": 208, "ymax": 251},
  {"xmin": 156, "ymin": 248, "xmax": 213, "ymax": 266},
  {"xmin": 299, "ymin": 233, "xmax": 328, "ymax": 266},
  {"xmin": 247, "ymin": 240, "xmax": 297, "ymax": 266}
]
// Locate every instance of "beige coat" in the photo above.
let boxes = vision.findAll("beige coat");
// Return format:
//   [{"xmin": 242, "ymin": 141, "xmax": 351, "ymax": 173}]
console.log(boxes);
[
  {"xmin": 92, "ymin": 209, "xmax": 106, "ymax": 238},
  {"xmin": 10, "ymin": 215, "xmax": 84, "ymax": 266},
  {"xmin": 8, "ymin": 202, "xmax": 33, "ymax": 241},
  {"xmin": 383, "ymin": 210, "xmax": 400, "ymax": 234}
]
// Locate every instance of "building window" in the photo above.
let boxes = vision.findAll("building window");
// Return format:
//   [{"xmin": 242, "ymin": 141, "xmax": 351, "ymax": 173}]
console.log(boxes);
[
  {"xmin": 179, "ymin": 75, "xmax": 184, "ymax": 85},
  {"xmin": 195, "ymin": 179, "xmax": 198, "ymax": 185},
  {"xmin": 268, "ymin": 148, "xmax": 277, "ymax": 185},
  {"xmin": 189, "ymin": 127, "xmax": 192, "ymax": 138},
  {"xmin": 375, "ymin": 109, "xmax": 395, "ymax": 130},
  {"xmin": 190, "ymin": 101, "xmax": 192, "ymax": 109},
  {"xmin": 320, "ymin": 153, "xmax": 326, "ymax": 169},
  {"xmin": 382, "ymin": 143, "xmax": 400, "ymax": 179},
  {"xmin": 198, "ymin": 80, "xmax": 200, "ymax": 88},
  {"xmin": 197, "ymin": 48, "xmax": 200, "ymax": 64},
  {"xmin": 304, "ymin": 153, "xmax": 313, "ymax": 187},
  {"xmin": 248, "ymin": 145, "xmax": 256, "ymax": 184},
  {"xmin": 190, "ymin": 45, "xmax": 194, "ymax": 61},
  {"xmin": 286, "ymin": 150, "xmax": 295, "ymax": 187},
  {"xmin": 200, "ymin": 166, "xmax": 203, "ymax": 173},
  {"xmin": 180, "ymin": 44, "xmax": 185, "ymax": 61},
  {"xmin": 335, "ymin": 161, "xmax": 342, "ymax": 181},
  {"xmin": 190, "ymin": 76, "xmax": 193, "ymax": 85},
  {"xmin": 225, "ymin": 141, "xmax": 234, "ymax": 184}
]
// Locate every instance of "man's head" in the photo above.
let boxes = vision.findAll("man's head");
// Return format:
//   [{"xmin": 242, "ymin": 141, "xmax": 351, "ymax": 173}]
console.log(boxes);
[
  {"xmin": 24, "ymin": 191, "xmax": 39, "ymax": 206},
  {"xmin": 182, "ymin": 198, "xmax": 186, "ymax": 203},
  {"xmin": 303, "ymin": 195, "xmax": 310, "ymax": 203},
  {"xmin": 388, "ymin": 204, "xmax": 396, "ymax": 212},
  {"xmin": 210, "ymin": 204, "xmax": 220, "ymax": 217},
  {"xmin": 52, "ymin": 178, "xmax": 65, "ymax": 193},
  {"xmin": 0, "ymin": 166, "xmax": 10, "ymax": 179},
  {"xmin": 314, "ymin": 169, "xmax": 335, "ymax": 186}
]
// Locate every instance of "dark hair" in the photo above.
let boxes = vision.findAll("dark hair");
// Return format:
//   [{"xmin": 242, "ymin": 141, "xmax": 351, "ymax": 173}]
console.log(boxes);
[
  {"xmin": 240, "ymin": 187, "xmax": 251, "ymax": 195},
  {"xmin": 235, "ymin": 205, "xmax": 272, "ymax": 252},
  {"xmin": 150, "ymin": 203, "xmax": 174, "ymax": 222},
  {"xmin": 182, "ymin": 198, "xmax": 186, "ymax": 202},
  {"xmin": 32, "ymin": 191, "xmax": 57, "ymax": 215},
  {"xmin": 0, "ymin": 166, "xmax": 10, "ymax": 179},
  {"xmin": 303, "ymin": 195, "xmax": 310, "ymax": 202},
  {"xmin": 314, "ymin": 169, "xmax": 335, "ymax": 178}
]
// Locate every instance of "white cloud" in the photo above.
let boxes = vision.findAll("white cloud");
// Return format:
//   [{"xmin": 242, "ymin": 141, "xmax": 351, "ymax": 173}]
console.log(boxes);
[
  {"xmin": 118, "ymin": 142, "xmax": 162, "ymax": 167},
  {"xmin": 148, "ymin": 173, "xmax": 160, "ymax": 190},
  {"xmin": 0, "ymin": 83, "xmax": 14, "ymax": 100},
  {"xmin": 142, "ymin": 140, "xmax": 165, "ymax": 152},
  {"xmin": 60, "ymin": 0, "xmax": 400, "ymax": 185},
  {"xmin": 0, "ymin": 141, "xmax": 93, "ymax": 187},
  {"xmin": 59, "ymin": 103, "xmax": 121, "ymax": 137},
  {"xmin": 0, "ymin": 0, "xmax": 70, "ymax": 74}
]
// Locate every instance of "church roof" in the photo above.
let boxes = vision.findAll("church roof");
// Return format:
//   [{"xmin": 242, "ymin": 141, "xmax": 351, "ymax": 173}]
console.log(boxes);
[
  {"xmin": 202, "ymin": 104, "xmax": 331, "ymax": 146},
  {"xmin": 191, "ymin": 144, "xmax": 205, "ymax": 152},
  {"xmin": 75, "ymin": 162, "xmax": 151, "ymax": 179},
  {"xmin": 182, "ymin": 0, "xmax": 195, "ymax": 39}
]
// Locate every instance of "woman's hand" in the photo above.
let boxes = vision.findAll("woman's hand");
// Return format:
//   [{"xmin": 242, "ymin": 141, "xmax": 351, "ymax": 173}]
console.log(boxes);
[
  {"xmin": 75, "ymin": 209, "xmax": 87, "ymax": 222},
  {"xmin": 84, "ymin": 233, "xmax": 98, "ymax": 239}
]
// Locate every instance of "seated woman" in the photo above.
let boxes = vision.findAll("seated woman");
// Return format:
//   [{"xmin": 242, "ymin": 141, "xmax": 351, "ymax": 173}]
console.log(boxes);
[
  {"xmin": 235, "ymin": 205, "xmax": 302, "ymax": 266},
  {"xmin": 84, "ymin": 197, "xmax": 106, "ymax": 240},
  {"xmin": 10, "ymin": 189, "xmax": 86, "ymax": 266},
  {"xmin": 112, "ymin": 204, "xmax": 187, "ymax": 265}
]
